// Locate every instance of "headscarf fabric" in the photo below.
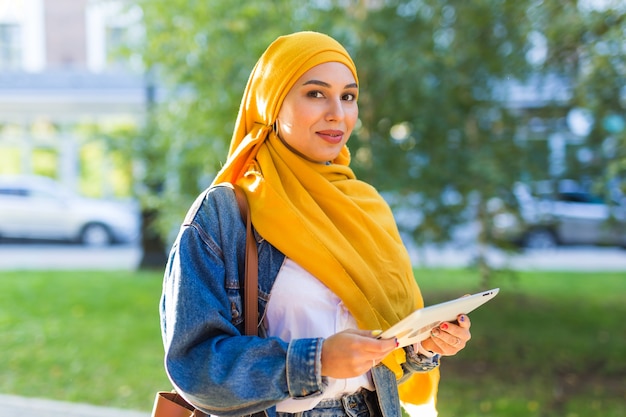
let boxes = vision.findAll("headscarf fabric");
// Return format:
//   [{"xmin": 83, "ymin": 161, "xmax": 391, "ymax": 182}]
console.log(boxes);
[{"xmin": 211, "ymin": 31, "xmax": 438, "ymax": 405}]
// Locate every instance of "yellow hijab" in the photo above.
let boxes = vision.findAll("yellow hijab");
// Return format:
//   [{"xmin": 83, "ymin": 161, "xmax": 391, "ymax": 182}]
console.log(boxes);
[{"xmin": 212, "ymin": 31, "xmax": 438, "ymax": 405}]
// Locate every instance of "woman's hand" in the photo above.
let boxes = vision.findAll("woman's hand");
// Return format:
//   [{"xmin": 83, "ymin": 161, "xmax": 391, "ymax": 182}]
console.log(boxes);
[
  {"xmin": 421, "ymin": 314, "xmax": 472, "ymax": 356},
  {"xmin": 321, "ymin": 329, "xmax": 397, "ymax": 379}
]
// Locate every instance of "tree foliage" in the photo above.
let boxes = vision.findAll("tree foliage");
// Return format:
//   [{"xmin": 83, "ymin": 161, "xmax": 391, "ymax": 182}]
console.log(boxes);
[
  {"xmin": 539, "ymin": 1, "xmax": 626, "ymax": 195},
  {"xmin": 344, "ymin": 1, "xmax": 534, "ymax": 254},
  {"xmin": 128, "ymin": 0, "xmax": 323, "ymax": 236},
  {"xmin": 125, "ymin": 0, "xmax": 626, "ymax": 266}
]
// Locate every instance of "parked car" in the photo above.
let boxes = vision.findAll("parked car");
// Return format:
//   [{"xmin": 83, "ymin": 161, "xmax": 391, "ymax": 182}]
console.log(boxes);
[
  {"xmin": 490, "ymin": 180, "xmax": 626, "ymax": 249},
  {"xmin": 0, "ymin": 175, "xmax": 141, "ymax": 246}
]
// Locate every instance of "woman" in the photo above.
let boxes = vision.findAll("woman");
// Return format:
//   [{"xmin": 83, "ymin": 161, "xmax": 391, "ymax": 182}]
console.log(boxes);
[{"xmin": 161, "ymin": 31, "xmax": 472, "ymax": 417}]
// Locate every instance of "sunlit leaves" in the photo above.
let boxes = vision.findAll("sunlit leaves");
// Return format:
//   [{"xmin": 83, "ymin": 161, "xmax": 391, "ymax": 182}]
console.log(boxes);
[{"xmin": 126, "ymin": 0, "xmax": 625, "ymax": 251}]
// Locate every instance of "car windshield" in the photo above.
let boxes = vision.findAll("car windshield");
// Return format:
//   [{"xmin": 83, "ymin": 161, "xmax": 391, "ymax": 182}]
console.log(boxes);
[
  {"xmin": 0, "ymin": 187, "xmax": 28, "ymax": 197},
  {"xmin": 557, "ymin": 192, "xmax": 604, "ymax": 204}
]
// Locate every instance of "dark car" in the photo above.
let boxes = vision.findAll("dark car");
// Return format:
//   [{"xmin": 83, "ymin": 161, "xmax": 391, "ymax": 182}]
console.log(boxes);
[{"xmin": 490, "ymin": 181, "xmax": 626, "ymax": 249}]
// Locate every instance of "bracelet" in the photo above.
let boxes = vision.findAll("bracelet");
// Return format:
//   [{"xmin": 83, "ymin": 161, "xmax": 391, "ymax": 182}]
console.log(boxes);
[
  {"xmin": 408, "ymin": 342, "xmax": 441, "ymax": 372},
  {"xmin": 414, "ymin": 351, "xmax": 440, "ymax": 371}
]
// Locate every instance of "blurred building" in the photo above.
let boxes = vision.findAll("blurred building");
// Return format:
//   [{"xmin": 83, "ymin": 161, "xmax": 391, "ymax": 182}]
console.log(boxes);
[{"xmin": 0, "ymin": 0, "xmax": 145, "ymax": 196}]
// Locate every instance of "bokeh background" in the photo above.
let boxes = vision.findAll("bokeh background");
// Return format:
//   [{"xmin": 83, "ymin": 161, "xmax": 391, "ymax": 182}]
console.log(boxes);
[{"xmin": 0, "ymin": 1, "xmax": 624, "ymax": 416}]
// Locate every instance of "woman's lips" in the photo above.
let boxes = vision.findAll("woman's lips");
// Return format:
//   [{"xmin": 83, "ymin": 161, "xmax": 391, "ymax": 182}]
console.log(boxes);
[{"xmin": 317, "ymin": 130, "xmax": 344, "ymax": 144}]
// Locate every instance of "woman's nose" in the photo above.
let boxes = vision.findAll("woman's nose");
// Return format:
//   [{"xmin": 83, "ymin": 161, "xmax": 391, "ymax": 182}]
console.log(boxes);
[{"xmin": 325, "ymin": 98, "xmax": 344, "ymax": 121}]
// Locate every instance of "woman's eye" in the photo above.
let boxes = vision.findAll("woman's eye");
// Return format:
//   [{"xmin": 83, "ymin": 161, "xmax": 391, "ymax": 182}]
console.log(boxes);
[
  {"xmin": 343, "ymin": 93, "xmax": 357, "ymax": 101},
  {"xmin": 307, "ymin": 91, "xmax": 324, "ymax": 98}
]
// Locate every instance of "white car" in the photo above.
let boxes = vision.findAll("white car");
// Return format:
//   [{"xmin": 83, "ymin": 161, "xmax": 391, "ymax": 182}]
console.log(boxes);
[
  {"xmin": 0, "ymin": 175, "xmax": 141, "ymax": 246},
  {"xmin": 491, "ymin": 181, "xmax": 626, "ymax": 249}
]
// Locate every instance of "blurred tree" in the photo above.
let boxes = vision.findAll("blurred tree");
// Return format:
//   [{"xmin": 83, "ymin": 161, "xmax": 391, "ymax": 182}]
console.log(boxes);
[
  {"xmin": 538, "ymin": 1, "xmax": 626, "ymax": 197},
  {"xmin": 123, "ymin": 1, "xmax": 375, "ymax": 266},
  {"xmin": 318, "ymin": 0, "xmax": 625, "ymax": 280},
  {"xmin": 123, "ymin": 0, "xmax": 624, "ymax": 276},
  {"xmin": 316, "ymin": 1, "xmax": 536, "ymax": 281},
  {"xmin": 123, "ymin": 0, "xmax": 537, "ymax": 276},
  {"xmin": 119, "ymin": 0, "xmax": 321, "ymax": 265}
]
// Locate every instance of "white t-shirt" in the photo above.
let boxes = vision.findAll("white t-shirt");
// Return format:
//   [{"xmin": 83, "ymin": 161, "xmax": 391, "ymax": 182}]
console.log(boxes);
[{"xmin": 265, "ymin": 258, "xmax": 375, "ymax": 412}]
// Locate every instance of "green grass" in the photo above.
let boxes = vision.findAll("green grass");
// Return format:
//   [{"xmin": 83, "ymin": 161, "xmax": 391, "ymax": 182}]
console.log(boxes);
[
  {"xmin": 0, "ymin": 268, "xmax": 625, "ymax": 416},
  {"xmin": 0, "ymin": 270, "xmax": 170, "ymax": 410},
  {"xmin": 415, "ymin": 268, "xmax": 626, "ymax": 417}
]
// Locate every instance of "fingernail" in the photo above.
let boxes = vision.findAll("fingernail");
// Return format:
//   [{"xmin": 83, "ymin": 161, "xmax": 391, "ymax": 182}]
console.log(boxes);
[
  {"xmin": 440, "ymin": 323, "xmax": 449, "ymax": 330},
  {"xmin": 371, "ymin": 330, "xmax": 383, "ymax": 337},
  {"xmin": 459, "ymin": 315, "xmax": 466, "ymax": 322},
  {"xmin": 431, "ymin": 328, "xmax": 440, "ymax": 337},
  {"xmin": 395, "ymin": 338, "xmax": 399, "ymax": 348}
]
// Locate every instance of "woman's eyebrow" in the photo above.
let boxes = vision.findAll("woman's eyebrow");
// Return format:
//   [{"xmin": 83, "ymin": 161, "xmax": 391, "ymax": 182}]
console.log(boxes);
[{"xmin": 302, "ymin": 80, "xmax": 358, "ymax": 89}]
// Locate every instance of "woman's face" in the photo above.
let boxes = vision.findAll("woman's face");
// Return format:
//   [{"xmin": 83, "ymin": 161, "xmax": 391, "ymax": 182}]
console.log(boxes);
[{"xmin": 276, "ymin": 62, "xmax": 358, "ymax": 164}]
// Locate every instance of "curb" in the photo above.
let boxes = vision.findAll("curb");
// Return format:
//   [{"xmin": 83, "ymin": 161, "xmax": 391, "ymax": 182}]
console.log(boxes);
[{"xmin": 0, "ymin": 394, "xmax": 149, "ymax": 417}]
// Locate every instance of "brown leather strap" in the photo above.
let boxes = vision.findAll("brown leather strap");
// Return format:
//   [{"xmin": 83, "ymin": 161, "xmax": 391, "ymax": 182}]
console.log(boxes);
[
  {"xmin": 152, "ymin": 391, "xmax": 207, "ymax": 417},
  {"xmin": 153, "ymin": 184, "xmax": 260, "ymax": 417},
  {"xmin": 233, "ymin": 184, "xmax": 259, "ymax": 336}
]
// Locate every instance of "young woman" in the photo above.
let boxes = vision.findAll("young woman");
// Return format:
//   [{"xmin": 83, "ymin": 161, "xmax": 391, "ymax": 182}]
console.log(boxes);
[{"xmin": 160, "ymin": 31, "xmax": 471, "ymax": 417}]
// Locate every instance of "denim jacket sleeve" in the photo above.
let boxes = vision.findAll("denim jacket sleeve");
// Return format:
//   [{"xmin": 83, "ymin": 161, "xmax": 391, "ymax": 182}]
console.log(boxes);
[
  {"xmin": 160, "ymin": 185, "xmax": 325, "ymax": 417},
  {"xmin": 399, "ymin": 344, "xmax": 440, "ymax": 381}
]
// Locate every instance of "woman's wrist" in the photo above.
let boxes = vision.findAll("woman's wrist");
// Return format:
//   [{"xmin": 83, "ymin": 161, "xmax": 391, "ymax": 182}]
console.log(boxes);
[
  {"xmin": 415, "ymin": 341, "xmax": 436, "ymax": 358},
  {"xmin": 406, "ymin": 342, "xmax": 440, "ymax": 372}
]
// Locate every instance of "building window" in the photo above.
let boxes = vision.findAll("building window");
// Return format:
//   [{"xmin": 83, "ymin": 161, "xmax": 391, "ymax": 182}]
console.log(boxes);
[
  {"xmin": 0, "ymin": 23, "xmax": 21, "ymax": 71},
  {"xmin": 106, "ymin": 25, "xmax": 128, "ymax": 69}
]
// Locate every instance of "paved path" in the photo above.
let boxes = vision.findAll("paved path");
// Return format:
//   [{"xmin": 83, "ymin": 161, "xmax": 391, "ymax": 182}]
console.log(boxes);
[
  {"xmin": 0, "ymin": 394, "xmax": 149, "ymax": 417},
  {"xmin": 1, "ymin": 243, "xmax": 625, "ymax": 272},
  {"xmin": 409, "ymin": 245, "xmax": 626, "ymax": 271},
  {"xmin": 0, "ymin": 243, "xmax": 142, "ymax": 270}
]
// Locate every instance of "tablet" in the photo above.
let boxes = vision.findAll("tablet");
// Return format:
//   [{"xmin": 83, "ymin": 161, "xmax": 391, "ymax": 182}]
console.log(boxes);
[{"xmin": 379, "ymin": 288, "xmax": 499, "ymax": 348}]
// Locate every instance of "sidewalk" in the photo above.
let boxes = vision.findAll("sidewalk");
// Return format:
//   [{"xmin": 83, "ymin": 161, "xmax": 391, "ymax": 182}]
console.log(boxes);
[
  {"xmin": 0, "ymin": 394, "xmax": 149, "ymax": 417},
  {"xmin": 0, "ymin": 394, "xmax": 442, "ymax": 417},
  {"xmin": 408, "ymin": 244, "xmax": 626, "ymax": 271}
]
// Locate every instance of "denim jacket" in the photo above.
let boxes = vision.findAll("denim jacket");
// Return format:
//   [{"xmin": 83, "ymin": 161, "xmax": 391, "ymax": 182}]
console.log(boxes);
[{"xmin": 161, "ymin": 184, "xmax": 433, "ymax": 417}]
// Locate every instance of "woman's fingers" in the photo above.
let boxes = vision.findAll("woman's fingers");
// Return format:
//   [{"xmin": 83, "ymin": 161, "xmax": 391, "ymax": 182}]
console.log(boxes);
[
  {"xmin": 321, "ymin": 329, "xmax": 397, "ymax": 378},
  {"xmin": 457, "ymin": 313, "xmax": 471, "ymax": 329},
  {"xmin": 426, "ymin": 315, "xmax": 472, "ymax": 355}
]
